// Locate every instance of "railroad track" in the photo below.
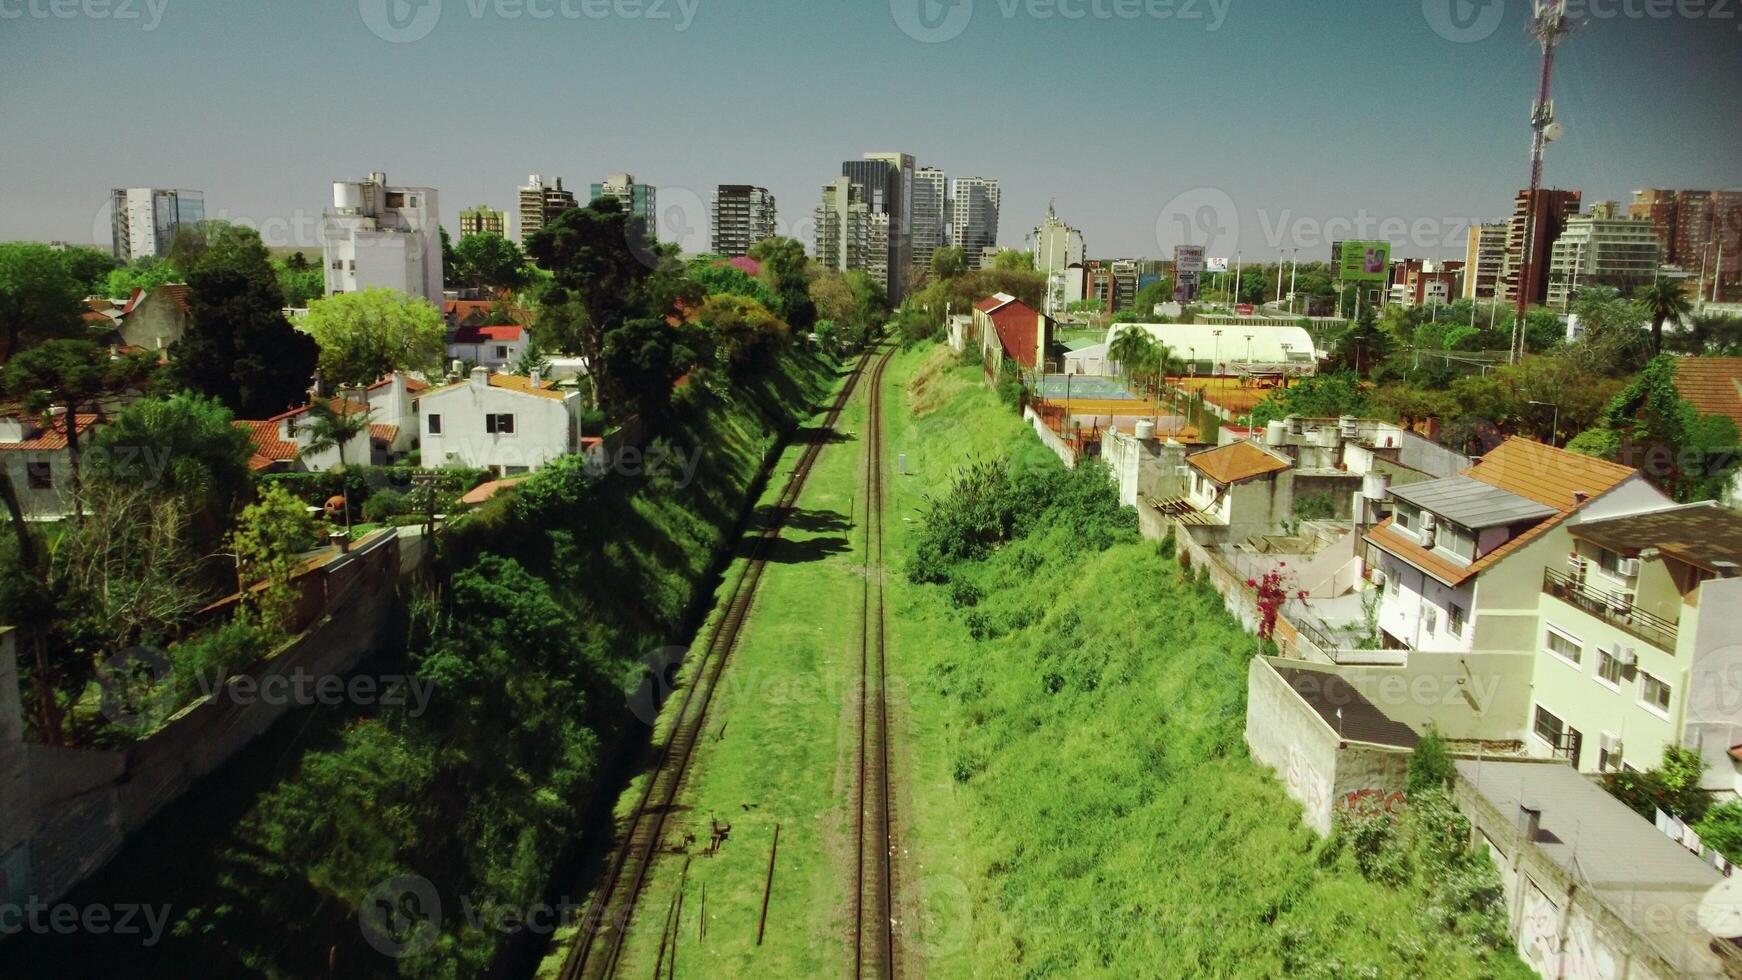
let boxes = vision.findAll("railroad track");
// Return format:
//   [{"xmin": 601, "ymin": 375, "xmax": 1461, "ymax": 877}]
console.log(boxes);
[
  {"xmin": 854, "ymin": 345, "xmax": 898, "ymax": 980},
  {"xmin": 559, "ymin": 346, "xmax": 880, "ymax": 980}
]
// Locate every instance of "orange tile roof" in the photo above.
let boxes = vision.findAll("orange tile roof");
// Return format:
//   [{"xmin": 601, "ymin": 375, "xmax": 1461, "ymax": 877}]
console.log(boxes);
[
  {"xmin": 0, "ymin": 414, "xmax": 101, "ymax": 451},
  {"xmin": 263, "ymin": 396, "xmax": 371, "ymax": 424},
  {"xmin": 235, "ymin": 419, "xmax": 298, "ymax": 461},
  {"xmin": 1186, "ymin": 441, "xmax": 1291, "ymax": 485},
  {"xmin": 367, "ymin": 373, "xmax": 429, "ymax": 393},
  {"xmin": 1673, "ymin": 358, "xmax": 1742, "ymax": 430},
  {"xmin": 419, "ymin": 372, "xmax": 568, "ymax": 402},
  {"xmin": 369, "ymin": 424, "xmax": 399, "ymax": 443},
  {"xmin": 458, "ymin": 477, "xmax": 525, "ymax": 506},
  {"xmin": 1366, "ymin": 437, "xmax": 1641, "ymax": 587}
]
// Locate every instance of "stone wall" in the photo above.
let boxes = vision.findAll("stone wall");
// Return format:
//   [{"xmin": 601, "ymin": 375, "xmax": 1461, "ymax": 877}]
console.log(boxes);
[{"xmin": 0, "ymin": 531, "xmax": 401, "ymax": 908}]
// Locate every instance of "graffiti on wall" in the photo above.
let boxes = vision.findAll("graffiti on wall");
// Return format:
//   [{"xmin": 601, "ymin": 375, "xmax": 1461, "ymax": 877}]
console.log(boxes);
[
  {"xmin": 1284, "ymin": 743, "xmax": 1329, "ymax": 817},
  {"xmin": 1338, "ymin": 788, "xmax": 1407, "ymax": 817}
]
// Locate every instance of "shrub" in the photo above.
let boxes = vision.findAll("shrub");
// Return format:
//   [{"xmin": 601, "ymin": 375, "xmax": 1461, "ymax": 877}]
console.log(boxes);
[
  {"xmin": 362, "ymin": 489, "xmax": 408, "ymax": 523},
  {"xmin": 1408, "ymin": 728, "xmax": 1455, "ymax": 794}
]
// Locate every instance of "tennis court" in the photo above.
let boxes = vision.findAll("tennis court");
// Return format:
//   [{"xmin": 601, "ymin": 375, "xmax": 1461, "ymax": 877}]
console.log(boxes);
[{"xmin": 1032, "ymin": 375, "xmax": 1142, "ymax": 400}]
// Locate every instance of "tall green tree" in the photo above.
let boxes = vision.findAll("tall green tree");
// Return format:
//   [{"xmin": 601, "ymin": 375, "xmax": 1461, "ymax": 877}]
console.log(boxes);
[
  {"xmin": 929, "ymin": 245, "xmax": 966, "ymax": 282},
  {"xmin": 451, "ymin": 231, "xmax": 531, "ymax": 292},
  {"xmin": 527, "ymin": 199, "xmax": 660, "ymax": 401},
  {"xmin": 0, "ymin": 242, "xmax": 87, "ymax": 359},
  {"xmin": 87, "ymin": 392, "xmax": 254, "ymax": 541},
  {"xmin": 57, "ymin": 247, "xmax": 119, "ymax": 295},
  {"xmin": 165, "ymin": 225, "xmax": 319, "ymax": 417},
  {"xmin": 107, "ymin": 255, "xmax": 183, "ymax": 299},
  {"xmin": 749, "ymin": 236, "xmax": 816, "ymax": 332},
  {"xmin": 300, "ymin": 287, "xmax": 446, "ymax": 387},
  {"xmin": 1, "ymin": 339, "xmax": 133, "ymax": 523}
]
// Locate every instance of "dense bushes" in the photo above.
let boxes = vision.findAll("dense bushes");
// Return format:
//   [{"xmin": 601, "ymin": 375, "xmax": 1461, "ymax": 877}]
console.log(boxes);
[{"xmin": 261, "ymin": 466, "xmax": 491, "ymax": 511}]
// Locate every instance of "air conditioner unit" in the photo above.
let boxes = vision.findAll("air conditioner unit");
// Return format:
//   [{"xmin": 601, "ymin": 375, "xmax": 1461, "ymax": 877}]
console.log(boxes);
[
  {"xmin": 1420, "ymin": 513, "xmax": 1438, "ymax": 533},
  {"xmin": 1616, "ymin": 557, "xmax": 1641, "ymax": 578},
  {"xmin": 1616, "ymin": 645, "xmax": 1638, "ymax": 668},
  {"xmin": 1600, "ymin": 732, "xmax": 1624, "ymax": 755},
  {"xmin": 1370, "ymin": 569, "xmax": 1387, "ymax": 589}
]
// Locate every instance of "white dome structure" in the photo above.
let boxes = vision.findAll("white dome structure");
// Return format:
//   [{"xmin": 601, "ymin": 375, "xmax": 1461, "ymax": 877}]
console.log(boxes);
[{"xmin": 1104, "ymin": 322, "xmax": 1319, "ymax": 377}]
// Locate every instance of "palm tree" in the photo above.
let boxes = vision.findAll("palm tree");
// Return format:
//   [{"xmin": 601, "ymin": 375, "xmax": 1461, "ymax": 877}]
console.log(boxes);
[
  {"xmin": 1107, "ymin": 327, "xmax": 1156, "ymax": 384},
  {"xmin": 1641, "ymin": 279, "xmax": 1693, "ymax": 355},
  {"xmin": 301, "ymin": 394, "xmax": 372, "ymax": 539}
]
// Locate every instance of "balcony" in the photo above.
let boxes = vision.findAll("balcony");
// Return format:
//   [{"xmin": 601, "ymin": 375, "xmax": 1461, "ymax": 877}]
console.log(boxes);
[{"xmin": 1542, "ymin": 568, "xmax": 1678, "ymax": 652}]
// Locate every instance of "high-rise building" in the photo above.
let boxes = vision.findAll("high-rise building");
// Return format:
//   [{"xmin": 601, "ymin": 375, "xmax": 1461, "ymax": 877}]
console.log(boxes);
[
  {"xmin": 1031, "ymin": 206, "xmax": 1086, "ymax": 317},
  {"xmin": 814, "ymin": 177, "xmax": 869, "ymax": 275},
  {"xmin": 1501, "ymin": 188, "xmax": 1582, "ymax": 307},
  {"xmin": 1463, "ymin": 223, "xmax": 1507, "ymax": 300},
  {"xmin": 1110, "ymin": 260, "xmax": 1140, "ymax": 312},
  {"xmin": 1629, "ymin": 189, "xmax": 1742, "ymax": 304},
  {"xmin": 518, "ymin": 174, "xmax": 577, "ymax": 248},
  {"xmin": 911, "ymin": 166, "xmax": 948, "ymax": 276},
  {"xmin": 950, "ymin": 177, "xmax": 1001, "ymax": 269},
  {"xmin": 837, "ymin": 156, "xmax": 906, "ymax": 300},
  {"xmin": 459, "ymin": 205, "xmax": 508, "ymax": 239},
  {"xmin": 321, "ymin": 171, "xmax": 443, "ymax": 304},
  {"xmin": 710, "ymin": 185, "xmax": 777, "ymax": 257},
  {"xmin": 861, "ymin": 152, "xmax": 915, "ymax": 302},
  {"xmin": 1545, "ymin": 203, "xmax": 1663, "ymax": 310},
  {"xmin": 110, "ymin": 187, "xmax": 205, "ymax": 261},
  {"xmin": 590, "ymin": 173, "xmax": 657, "ymax": 233}
]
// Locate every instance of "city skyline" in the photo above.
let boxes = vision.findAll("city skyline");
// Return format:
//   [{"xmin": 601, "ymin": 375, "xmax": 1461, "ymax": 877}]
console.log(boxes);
[{"xmin": 1, "ymin": 2, "xmax": 1738, "ymax": 260}]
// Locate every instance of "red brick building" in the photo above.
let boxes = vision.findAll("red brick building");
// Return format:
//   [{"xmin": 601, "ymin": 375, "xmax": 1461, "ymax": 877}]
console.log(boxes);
[{"xmin": 975, "ymin": 293, "xmax": 1051, "ymax": 378}]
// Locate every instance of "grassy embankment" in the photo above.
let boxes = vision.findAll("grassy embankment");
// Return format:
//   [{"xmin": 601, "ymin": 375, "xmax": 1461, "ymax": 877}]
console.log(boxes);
[{"xmin": 1, "ymin": 348, "xmax": 839, "ymax": 979}]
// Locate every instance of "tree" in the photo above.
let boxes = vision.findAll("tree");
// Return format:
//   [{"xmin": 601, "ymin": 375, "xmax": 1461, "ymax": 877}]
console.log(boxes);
[
  {"xmin": 689, "ymin": 259, "xmax": 778, "ymax": 309},
  {"xmin": 1640, "ymin": 278, "xmax": 1693, "ymax": 355},
  {"xmin": 107, "ymin": 256, "xmax": 183, "ymax": 300},
  {"xmin": 2, "ymin": 339, "xmax": 117, "ymax": 523},
  {"xmin": 52, "ymin": 481, "xmax": 205, "ymax": 663},
  {"xmin": 1334, "ymin": 305, "xmax": 1391, "ymax": 376},
  {"xmin": 512, "ymin": 339, "xmax": 553, "ymax": 379},
  {"xmin": 527, "ymin": 199, "xmax": 660, "ymax": 404},
  {"xmin": 274, "ymin": 257, "xmax": 324, "ymax": 308},
  {"xmin": 57, "ymin": 247, "xmax": 118, "ymax": 295},
  {"xmin": 808, "ymin": 269, "xmax": 857, "ymax": 326},
  {"xmin": 451, "ymin": 232, "xmax": 531, "ymax": 292},
  {"xmin": 166, "ymin": 226, "xmax": 319, "ymax": 417},
  {"xmin": 990, "ymin": 249, "xmax": 1032, "ymax": 272},
  {"xmin": 1107, "ymin": 326, "xmax": 1156, "ymax": 381},
  {"xmin": 1570, "ymin": 355, "xmax": 1737, "ymax": 501},
  {"xmin": 1408, "ymin": 728, "xmax": 1455, "ymax": 794},
  {"xmin": 598, "ymin": 318, "xmax": 704, "ymax": 427},
  {"xmin": 301, "ymin": 398, "xmax": 373, "ymax": 536},
  {"xmin": 1569, "ymin": 288, "xmax": 1650, "ymax": 375},
  {"xmin": 1129, "ymin": 278, "xmax": 1173, "ymax": 317},
  {"xmin": 929, "ymin": 245, "xmax": 966, "ymax": 282},
  {"xmin": 1251, "ymin": 372, "xmax": 1377, "ymax": 427},
  {"xmin": 229, "ymin": 483, "xmax": 321, "ymax": 636},
  {"xmin": 0, "ymin": 242, "xmax": 87, "ymax": 359},
  {"xmin": 87, "ymin": 392, "xmax": 254, "ymax": 541},
  {"xmin": 692, "ymin": 294, "xmax": 789, "ymax": 372},
  {"xmin": 300, "ymin": 288, "xmax": 446, "ymax": 387},
  {"xmin": 749, "ymin": 236, "xmax": 816, "ymax": 333},
  {"xmin": 1605, "ymin": 744, "xmax": 1710, "ymax": 822}
]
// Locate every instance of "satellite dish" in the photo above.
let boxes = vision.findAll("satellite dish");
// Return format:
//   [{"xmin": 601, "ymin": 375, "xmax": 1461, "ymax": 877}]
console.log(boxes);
[
  {"xmin": 1543, "ymin": 122, "xmax": 1565, "ymax": 143},
  {"xmin": 1698, "ymin": 876, "xmax": 1742, "ymax": 939}
]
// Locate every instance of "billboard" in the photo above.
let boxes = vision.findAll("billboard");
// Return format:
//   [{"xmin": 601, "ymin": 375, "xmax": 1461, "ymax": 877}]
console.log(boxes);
[
  {"xmin": 1174, "ymin": 245, "xmax": 1206, "ymax": 274},
  {"xmin": 1339, "ymin": 240, "xmax": 1392, "ymax": 282},
  {"xmin": 1206, "ymin": 257, "xmax": 1230, "ymax": 273}
]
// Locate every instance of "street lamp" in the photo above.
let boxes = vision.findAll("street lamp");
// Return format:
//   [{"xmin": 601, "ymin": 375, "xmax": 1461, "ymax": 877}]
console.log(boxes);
[
  {"xmin": 1188, "ymin": 347, "xmax": 1197, "ymax": 378},
  {"xmin": 1212, "ymin": 329, "xmax": 1223, "ymax": 376},
  {"xmin": 1528, "ymin": 400, "xmax": 1560, "ymax": 447}
]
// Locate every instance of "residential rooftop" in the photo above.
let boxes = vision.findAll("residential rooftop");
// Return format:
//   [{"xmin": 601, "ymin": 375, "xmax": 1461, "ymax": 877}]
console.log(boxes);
[
  {"xmin": 1389, "ymin": 475, "xmax": 1557, "ymax": 529},
  {"xmin": 1272, "ymin": 665, "xmax": 1419, "ymax": 748},
  {"xmin": 1571, "ymin": 501, "xmax": 1742, "ymax": 576},
  {"xmin": 1186, "ymin": 440, "xmax": 1290, "ymax": 486}
]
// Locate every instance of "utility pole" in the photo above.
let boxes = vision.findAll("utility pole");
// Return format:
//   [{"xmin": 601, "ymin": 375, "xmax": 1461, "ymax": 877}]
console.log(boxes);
[
  {"xmin": 1289, "ymin": 249, "xmax": 1299, "ymax": 314},
  {"xmin": 1512, "ymin": 0, "xmax": 1577, "ymax": 363}
]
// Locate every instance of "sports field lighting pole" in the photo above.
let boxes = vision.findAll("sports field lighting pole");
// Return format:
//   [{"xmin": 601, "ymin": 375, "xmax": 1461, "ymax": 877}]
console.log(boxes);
[
  {"xmin": 1212, "ymin": 329, "xmax": 1223, "ymax": 376},
  {"xmin": 1233, "ymin": 252, "xmax": 1243, "ymax": 307},
  {"xmin": 1276, "ymin": 252, "xmax": 1285, "ymax": 304},
  {"xmin": 1512, "ymin": 0, "xmax": 1576, "ymax": 364},
  {"xmin": 1289, "ymin": 249, "xmax": 1299, "ymax": 314}
]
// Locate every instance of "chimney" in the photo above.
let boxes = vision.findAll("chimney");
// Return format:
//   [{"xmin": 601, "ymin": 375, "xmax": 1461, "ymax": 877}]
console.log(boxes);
[
  {"xmin": 470, "ymin": 366, "xmax": 489, "ymax": 390},
  {"xmin": 1517, "ymin": 801, "xmax": 1543, "ymax": 842},
  {"xmin": 1572, "ymin": 490, "xmax": 1590, "ymax": 506},
  {"xmin": 528, "ymin": 369, "xmax": 542, "ymax": 388}
]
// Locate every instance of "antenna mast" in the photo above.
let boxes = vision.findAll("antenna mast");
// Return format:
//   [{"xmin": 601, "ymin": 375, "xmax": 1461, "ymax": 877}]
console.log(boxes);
[{"xmin": 1512, "ymin": 0, "xmax": 1577, "ymax": 362}]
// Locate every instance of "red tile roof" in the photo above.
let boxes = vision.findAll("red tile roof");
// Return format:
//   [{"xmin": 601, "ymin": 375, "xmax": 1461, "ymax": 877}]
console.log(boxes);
[
  {"xmin": 366, "ymin": 373, "xmax": 430, "ymax": 393},
  {"xmin": 121, "ymin": 284, "xmax": 191, "ymax": 316},
  {"xmin": 0, "ymin": 414, "xmax": 100, "ymax": 451},
  {"xmin": 369, "ymin": 424, "xmax": 399, "ymax": 444},
  {"xmin": 234, "ymin": 420, "xmax": 298, "ymax": 470},
  {"xmin": 1186, "ymin": 441, "xmax": 1291, "ymax": 485},
  {"xmin": 1673, "ymin": 358, "xmax": 1742, "ymax": 430},
  {"xmin": 262, "ymin": 396, "xmax": 371, "ymax": 424},
  {"xmin": 451, "ymin": 324, "xmax": 525, "ymax": 345}
]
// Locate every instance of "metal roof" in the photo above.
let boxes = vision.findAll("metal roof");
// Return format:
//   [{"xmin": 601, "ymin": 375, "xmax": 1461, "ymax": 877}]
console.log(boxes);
[
  {"xmin": 1388, "ymin": 475, "xmax": 1556, "ymax": 529},
  {"xmin": 1571, "ymin": 502, "xmax": 1742, "ymax": 574}
]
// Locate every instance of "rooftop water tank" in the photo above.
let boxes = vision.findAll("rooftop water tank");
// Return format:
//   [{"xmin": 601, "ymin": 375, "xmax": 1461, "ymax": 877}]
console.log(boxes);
[
  {"xmin": 333, "ymin": 181, "xmax": 362, "ymax": 211},
  {"xmin": 1265, "ymin": 420, "xmax": 1288, "ymax": 447},
  {"xmin": 1135, "ymin": 419, "xmax": 1156, "ymax": 442}
]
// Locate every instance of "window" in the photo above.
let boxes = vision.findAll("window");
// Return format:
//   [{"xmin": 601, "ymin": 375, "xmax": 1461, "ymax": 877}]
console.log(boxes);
[
  {"xmin": 1394, "ymin": 503, "xmax": 1417, "ymax": 533},
  {"xmin": 495, "ymin": 345, "xmax": 508, "ymax": 359},
  {"xmin": 1441, "ymin": 524, "xmax": 1477, "ymax": 562},
  {"xmin": 1597, "ymin": 649, "xmax": 1623, "ymax": 687},
  {"xmin": 1598, "ymin": 547, "xmax": 1629, "ymax": 578},
  {"xmin": 1448, "ymin": 603, "xmax": 1467, "ymax": 638},
  {"xmin": 1545, "ymin": 627, "xmax": 1582, "ymax": 666},
  {"xmin": 1640, "ymin": 672, "xmax": 1672, "ymax": 715},
  {"xmin": 1533, "ymin": 705, "xmax": 1565, "ymax": 748},
  {"xmin": 1598, "ymin": 736, "xmax": 1622, "ymax": 774},
  {"xmin": 485, "ymin": 413, "xmax": 516, "ymax": 435},
  {"xmin": 25, "ymin": 461, "xmax": 52, "ymax": 490},
  {"xmin": 427, "ymin": 414, "xmax": 442, "ymax": 435}
]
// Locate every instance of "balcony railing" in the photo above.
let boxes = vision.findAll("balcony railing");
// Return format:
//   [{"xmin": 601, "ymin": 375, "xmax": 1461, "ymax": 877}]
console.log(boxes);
[{"xmin": 1542, "ymin": 568, "xmax": 1678, "ymax": 652}]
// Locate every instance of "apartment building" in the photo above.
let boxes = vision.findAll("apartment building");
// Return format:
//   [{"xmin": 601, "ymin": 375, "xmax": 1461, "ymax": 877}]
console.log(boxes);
[
  {"xmin": 1544, "ymin": 202, "xmax": 1663, "ymax": 310},
  {"xmin": 1463, "ymin": 222, "xmax": 1507, "ymax": 300},
  {"xmin": 950, "ymin": 177, "xmax": 1001, "ymax": 269},
  {"xmin": 110, "ymin": 187, "xmax": 204, "ymax": 261},
  {"xmin": 1501, "ymin": 188, "xmax": 1583, "ymax": 306},
  {"xmin": 1630, "ymin": 188, "xmax": 1742, "ymax": 304},
  {"xmin": 459, "ymin": 205, "xmax": 507, "ymax": 239},
  {"xmin": 1032, "ymin": 206, "xmax": 1086, "ymax": 318},
  {"xmin": 321, "ymin": 172, "xmax": 443, "ymax": 304},
  {"xmin": 710, "ymin": 184, "xmax": 777, "ymax": 257},
  {"xmin": 814, "ymin": 177, "xmax": 870, "ymax": 276},
  {"xmin": 911, "ymin": 166, "xmax": 948, "ymax": 275},
  {"xmin": 590, "ymin": 173, "xmax": 657, "ymax": 231},
  {"xmin": 518, "ymin": 174, "xmax": 577, "ymax": 248}
]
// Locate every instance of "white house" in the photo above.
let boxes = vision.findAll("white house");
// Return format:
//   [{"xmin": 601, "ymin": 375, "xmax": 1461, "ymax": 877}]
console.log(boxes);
[
  {"xmin": 0, "ymin": 411, "xmax": 99, "ymax": 518},
  {"xmin": 321, "ymin": 172, "xmax": 443, "ymax": 304},
  {"xmin": 364, "ymin": 372, "xmax": 427, "ymax": 461},
  {"xmin": 448, "ymin": 324, "xmax": 528, "ymax": 373},
  {"xmin": 417, "ymin": 368, "xmax": 583, "ymax": 475}
]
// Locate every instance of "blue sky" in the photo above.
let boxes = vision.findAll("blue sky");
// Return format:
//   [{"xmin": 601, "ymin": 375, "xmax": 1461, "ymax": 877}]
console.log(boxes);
[{"xmin": 1, "ymin": 0, "xmax": 1736, "ymax": 259}]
